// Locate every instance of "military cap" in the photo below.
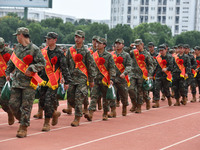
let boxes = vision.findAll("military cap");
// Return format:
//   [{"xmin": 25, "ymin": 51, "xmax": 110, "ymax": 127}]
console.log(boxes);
[
  {"xmin": 173, "ymin": 46, "xmax": 178, "ymax": 49},
  {"xmin": 183, "ymin": 44, "xmax": 190, "ymax": 49},
  {"xmin": 115, "ymin": 38, "xmax": 124, "ymax": 44},
  {"xmin": 0, "ymin": 37, "xmax": 5, "ymax": 46},
  {"xmin": 148, "ymin": 42, "xmax": 154, "ymax": 47},
  {"xmin": 158, "ymin": 44, "xmax": 166, "ymax": 50},
  {"xmin": 13, "ymin": 27, "xmax": 29, "ymax": 36},
  {"xmin": 92, "ymin": 35, "xmax": 99, "ymax": 40},
  {"xmin": 169, "ymin": 49, "xmax": 175, "ymax": 54},
  {"xmin": 45, "ymin": 32, "xmax": 58, "ymax": 39},
  {"xmin": 97, "ymin": 37, "xmax": 107, "ymax": 45},
  {"xmin": 75, "ymin": 30, "xmax": 85, "ymax": 38},
  {"xmin": 177, "ymin": 44, "xmax": 184, "ymax": 48},
  {"xmin": 194, "ymin": 46, "xmax": 200, "ymax": 50},
  {"xmin": 134, "ymin": 39, "xmax": 143, "ymax": 46}
]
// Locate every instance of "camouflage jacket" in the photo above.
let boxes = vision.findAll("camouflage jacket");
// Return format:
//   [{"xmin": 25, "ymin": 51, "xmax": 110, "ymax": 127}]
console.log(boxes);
[
  {"xmin": 112, "ymin": 50, "xmax": 132, "ymax": 84},
  {"xmin": 0, "ymin": 47, "xmax": 13, "ymax": 87},
  {"xmin": 187, "ymin": 53, "xmax": 197, "ymax": 75},
  {"xmin": 5, "ymin": 42, "xmax": 46, "ymax": 89},
  {"xmin": 154, "ymin": 54, "xmax": 173, "ymax": 78},
  {"xmin": 94, "ymin": 49, "xmax": 116, "ymax": 84},
  {"xmin": 130, "ymin": 49, "xmax": 154, "ymax": 79},
  {"xmin": 39, "ymin": 46, "xmax": 72, "ymax": 85},
  {"xmin": 172, "ymin": 54, "xmax": 191, "ymax": 75},
  {"xmin": 66, "ymin": 45, "xmax": 96, "ymax": 85}
]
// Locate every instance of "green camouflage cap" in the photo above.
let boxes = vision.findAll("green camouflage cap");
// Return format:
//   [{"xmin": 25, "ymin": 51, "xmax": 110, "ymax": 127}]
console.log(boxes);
[
  {"xmin": 134, "ymin": 39, "xmax": 143, "ymax": 46},
  {"xmin": 177, "ymin": 44, "xmax": 184, "ymax": 48},
  {"xmin": 75, "ymin": 30, "xmax": 85, "ymax": 37},
  {"xmin": 159, "ymin": 44, "xmax": 166, "ymax": 50},
  {"xmin": 194, "ymin": 46, "xmax": 200, "ymax": 50},
  {"xmin": 13, "ymin": 27, "xmax": 29, "ymax": 36},
  {"xmin": 45, "ymin": 32, "xmax": 58, "ymax": 39},
  {"xmin": 148, "ymin": 42, "xmax": 154, "ymax": 47},
  {"xmin": 0, "ymin": 37, "xmax": 5, "ymax": 46},
  {"xmin": 92, "ymin": 35, "xmax": 99, "ymax": 40},
  {"xmin": 115, "ymin": 38, "xmax": 124, "ymax": 44},
  {"xmin": 97, "ymin": 37, "xmax": 107, "ymax": 45},
  {"xmin": 183, "ymin": 44, "xmax": 190, "ymax": 49}
]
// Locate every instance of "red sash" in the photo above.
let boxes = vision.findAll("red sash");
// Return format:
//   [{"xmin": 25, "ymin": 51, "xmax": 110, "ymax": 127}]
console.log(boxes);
[
  {"xmin": 69, "ymin": 47, "xmax": 88, "ymax": 82},
  {"xmin": 93, "ymin": 51, "xmax": 110, "ymax": 86},
  {"xmin": 10, "ymin": 52, "xmax": 46, "ymax": 90},
  {"xmin": 174, "ymin": 55, "xmax": 188, "ymax": 79},
  {"xmin": 0, "ymin": 54, "xmax": 7, "ymax": 77},
  {"xmin": 133, "ymin": 49, "xmax": 148, "ymax": 80},
  {"xmin": 156, "ymin": 55, "xmax": 172, "ymax": 82},
  {"xmin": 42, "ymin": 48, "xmax": 60, "ymax": 90},
  {"xmin": 111, "ymin": 51, "xmax": 130, "ymax": 87},
  {"xmin": 88, "ymin": 47, "xmax": 94, "ymax": 55}
]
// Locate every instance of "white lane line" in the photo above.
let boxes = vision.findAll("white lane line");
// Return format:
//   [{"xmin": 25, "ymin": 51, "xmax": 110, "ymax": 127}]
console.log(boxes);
[
  {"xmin": 160, "ymin": 133, "xmax": 200, "ymax": 150},
  {"xmin": 61, "ymin": 111, "xmax": 200, "ymax": 150}
]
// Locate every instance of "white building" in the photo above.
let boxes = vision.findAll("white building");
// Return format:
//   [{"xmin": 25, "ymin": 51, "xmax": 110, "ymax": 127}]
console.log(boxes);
[
  {"xmin": 110, "ymin": 0, "xmax": 200, "ymax": 35},
  {"xmin": 0, "ymin": 8, "xmax": 76, "ymax": 23}
]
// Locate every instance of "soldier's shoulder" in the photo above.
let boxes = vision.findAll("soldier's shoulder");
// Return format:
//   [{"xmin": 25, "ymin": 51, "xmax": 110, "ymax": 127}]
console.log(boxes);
[
  {"xmin": 31, "ymin": 43, "xmax": 40, "ymax": 51},
  {"xmin": 4, "ymin": 47, "xmax": 13, "ymax": 52}
]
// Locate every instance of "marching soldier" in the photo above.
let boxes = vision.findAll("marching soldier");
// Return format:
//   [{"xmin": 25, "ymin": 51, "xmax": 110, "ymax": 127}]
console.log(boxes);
[
  {"xmin": 66, "ymin": 30, "xmax": 96, "ymax": 126},
  {"xmin": 152, "ymin": 44, "xmax": 173, "ymax": 108},
  {"xmin": 194, "ymin": 46, "xmax": 200, "ymax": 102},
  {"xmin": 172, "ymin": 44, "xmax": 191, "ymax": 106},
  {"xmin": 129, "ymin": 39, "xmax": 154, "ymax": 113},
  {"xmin": 109, "ymin": 38, "xmax": 132, "ymax": 117},
  {"xmin": 5, "ymin": 27, "xmax": 46, "ymax": 138},
  {"xmin": 84, "ymin": 37, "xmax": 116, "ymax": 121},
  {"xmin": 39, "ymin": 32, "xmax": 72, "ymax": 131},
  {"xmin": 0, "ymin": 37, "xmax": 14, "ymax": 125}
]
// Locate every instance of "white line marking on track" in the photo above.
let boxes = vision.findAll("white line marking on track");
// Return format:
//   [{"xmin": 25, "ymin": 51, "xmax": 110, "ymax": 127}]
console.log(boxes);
[
  {"xmin": 160, "ymin": 133, "xmax": 200, "ymax": 150},
  {"xmin": 60, "ymin": 111, "xmax": 200, "ymax": 150}
]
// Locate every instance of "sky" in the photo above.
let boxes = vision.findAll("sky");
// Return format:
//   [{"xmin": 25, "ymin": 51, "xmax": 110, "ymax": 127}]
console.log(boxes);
[{"xmin": 44, "ymin": 0, "xmax": 111, "ymax": 20}]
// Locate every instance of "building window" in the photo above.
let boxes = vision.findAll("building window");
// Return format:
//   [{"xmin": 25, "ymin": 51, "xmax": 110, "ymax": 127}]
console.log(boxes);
[
  {"xmin": 140, "ymin": 16, "xmax": 144, "ymax": 23},
  {"xmin": 158, "ymin": 0, "xmax": 162, "ymax": 5},
  {"xmin": 145, "ymin": 16, "xmax": 148, "ymax": 22},
  {"xmin": 175, "ymin": 25, "xmax": 179, "ymax": 33},
  {"xmin": 163, "ymin": 0, "xmax": 167, "ymax": 5},
  {"xmin": 183, "ymin": 11, "xmax": 189, "ymax": 13},
  {"xmin": 176, "ymin": 7, "xmax": 180, "ymax": 14},
  {"xmin": 176, "ymin": 0, "xmax": 180, "ymax": 5},
  {"xmin": 175, "ymin": 16, "xmax": 179, "ymax": 24},
  {"xmin": 157, "ymin": 16, "xmax": 161, "ymax": 23},
  {"xmin": 128, "ymin": 0, "xmax": 132, "ymax": 5},
  {"xmin": 163, "ymin": 7, "xmax": 166, "ymax": 14},
  {"xmin": 162, "ymin": 16, "xmax": 166, "ymax": 23},
  {"xmin": 141, "ymin": 0, "xmax": 145, "ymax": 5},
  {"xmin": 127, "ymin": 16, "xmax": 131, "ymax": 23},
  {"xmin": 128, "ymin": 7, "xmax": 131, "ymax": 14},
  {"xmin": 158, "ymin": 7, "xmax": 161, "ymax": 14},
  {"xmin": 140, "ymin": 7, "xmax": 144, "ymax": 14},
  {"xmin": 145, "ymin": 7, "xmax": 148, "ymax": 14},
  {"xmin": 146, "ymin": 0, "xmax": 149, "ymax": 5}
]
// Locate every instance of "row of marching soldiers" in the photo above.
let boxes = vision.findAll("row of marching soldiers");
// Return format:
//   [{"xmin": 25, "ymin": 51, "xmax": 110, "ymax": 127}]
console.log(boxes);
[{"xmin": 0, "ymin": 27, "xmax": 199, "ymax": 139}]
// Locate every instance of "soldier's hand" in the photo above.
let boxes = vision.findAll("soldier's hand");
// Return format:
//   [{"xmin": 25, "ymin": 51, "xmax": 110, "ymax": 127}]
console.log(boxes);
[
  {"xmin": 25, "ymin": 69, "xmax": 32, "ymax": 77},
  {"xmin": 185, "ymin": 74, "xmax": 188, "ymax": 78},
  {"xmin": 89, "ymin": 82, "xmax": 94, "ymax": 88},
  {"xmin": 6, "ymin": 76, "xmax": 10, "ymax": 81},
  {"xmin": 110, "ymin": 80, "xmax": 113, "ymax": 85},
  {"xmin": 120, "ymin": 73, "xmax": 125, "ymax": 79},
  {"xmin": 64, "ymin": 84, "xmax": 69, "ymax": 90},
  {"xmin": 162, "ymin": 68, "xmax": 167, "ymax": 72},
  {"xmin": 60, "ymin": 78, "xmax": 65, "ymax": 84}
]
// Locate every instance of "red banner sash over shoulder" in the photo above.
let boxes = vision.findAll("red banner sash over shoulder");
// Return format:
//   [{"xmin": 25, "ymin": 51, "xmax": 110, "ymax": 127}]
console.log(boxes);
[
  {"xmin": 69, "ymin": 47, "xmax": 89, "ymax": 84},
  {"xmin": 133, "ymin": 49, "xmax": 148, "ymax": 80},
  {"xmin": 93, "ymin": 51, "xmax": 110, "ymax": 86},
  {"xmin": 174, "ymin": 55, "xmax": 188, "ymax": 79},
  {"xmin": 10, "ymin": 52, "xmax": 46, "ymax": 89},
  {"xmin": 42, "ymin": 48, "xmax": 60, "ymax": 90},
  {"xmin": 0, "ymin": 54, "xmax": 7, "ymax": 77},
  {"xmin": 88, "ymin": 47, "xmax": 94, "ymax": 55},
  {"xmin": 111, "ymin": 51, "xmax": 130, "ymax": 87},
  {"xmin": 156, "ymin": 55, "xmax": 172, "ymax": 82}
]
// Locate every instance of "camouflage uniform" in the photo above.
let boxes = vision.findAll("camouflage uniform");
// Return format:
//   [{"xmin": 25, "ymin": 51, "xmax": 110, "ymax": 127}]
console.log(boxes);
[
  {"xmin": 88, "ymin": 38, "xmax": 116, "ymax": 113},
  {"xmin": 39, "ymin": 37, "xmax": 72, "ymax": 118},
  {"xmin": 5, "ymin": 28, "xmax": 46, "ymax": 127},
  {"xmin": 0, "ymin": 37, "xmax": 13, "ymax": 116},
  {"xmin": 153, "ymin": 46, "xmax": 173, "ymax": 102},
  {"xmin": 196, "ymin": 56, "xmax": 200, "ymax": 97},
  {"xmin": 129, "ymin": 39, "xmax": 154, "ymax": 111},
  {"xmin": 66, "ymin": 36, "xmax": 96, "ymax": 117},
  {"xmin": 110, "ymin": 39, "xmax": 132, "ymax": 108},
  {"xmin": 172, "ymin": 52, "xmax": 191, "ymax": 101}
]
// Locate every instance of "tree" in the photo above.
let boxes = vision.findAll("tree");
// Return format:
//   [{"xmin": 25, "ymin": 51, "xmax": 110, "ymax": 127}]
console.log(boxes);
[{"xmin": 41, "ymin": 18, "xmax": 63, "ymax": 28}]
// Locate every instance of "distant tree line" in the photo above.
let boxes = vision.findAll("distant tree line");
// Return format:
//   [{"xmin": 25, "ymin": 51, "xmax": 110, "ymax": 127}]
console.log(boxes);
[{"xmin": 1, "ymin": 13, "xmax": 200, "ymax": 49}]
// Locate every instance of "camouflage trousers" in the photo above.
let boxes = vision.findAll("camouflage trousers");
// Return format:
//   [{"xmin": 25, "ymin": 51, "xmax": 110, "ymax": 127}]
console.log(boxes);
[
  {"xmin": 89, "ymin": 83, "xmax": 113, "ymax": 112},
  {"xmin": 110, "ymin": 82, "xmax": 129, "ymax": 107},
  {"xmin": 196, "ymin": 77, "xmax": 200, "ymax": 94},
  {"xmin": 128, "ymin": 78, "xmax": 148, "ymax": 105},
  {"xmin": 172, "ymin": 73, "xmax": 187, "ymax": 99},
  {"xmin": 153, "ymin": 77, "xmax": 171, "ymax": 101},
  {"xmin": 67, "ymin": 83, "xmax": 88, "ymax": 117},
  {"xmin": 39, "ymin": 86, "xmax": 58, "ymax": 118},
  {"xmin": 0, "ymin": 87, "xmax": 12, "ymax": 114},
  {"xmin": 9, "ymin": 87, "xmax": 36, "ymax": 127},
  {"xmin": 185, "ymin": 75, "xmax": 196, "ymax": 95}
]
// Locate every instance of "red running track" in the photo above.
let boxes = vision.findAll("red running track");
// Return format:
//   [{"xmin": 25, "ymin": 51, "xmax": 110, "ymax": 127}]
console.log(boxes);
[{"xmin": 0, "ymin": 92, "xmax": 200, "ymax": 150}]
